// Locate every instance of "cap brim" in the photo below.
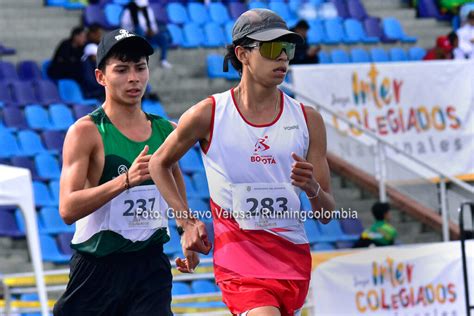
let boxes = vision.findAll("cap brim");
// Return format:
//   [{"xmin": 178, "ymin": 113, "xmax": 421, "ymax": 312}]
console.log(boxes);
[
  {"xmin": 247, "ymin": 28, "xmax": 304, "ymax": 44},
  {"xmin": 120, "ymin": 36, "xmax": 154, "ymax": 56}
]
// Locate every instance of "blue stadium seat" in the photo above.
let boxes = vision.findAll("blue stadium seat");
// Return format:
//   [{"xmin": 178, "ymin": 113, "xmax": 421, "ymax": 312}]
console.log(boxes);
[
  {"xmin": 389, "ymin": 47, "xmax": 408, "ymax": 62},
  {"xmin": 164, "ymin": 226, "xmax": 182, "ymax": 256},
  {"xmin": 408, "ymin": 46, "xmax": 426, "ymax": 61},
  {"xmin": 49, "ymin": 103, "xmax": 75, "ymax": 130},
  {"xmin": 192, "ymin": 171, "xmax": 210, "ymax": 198},
  {"xmin": 269, "ymin": 2, "xmax": 293, "ymax": 22},
  {"xmin": 382, "ymin": 17, "xmax": 417, "ymax": 43},
  {"xmin": 182, "ymin": 23, "xmax": 205, "ymax": 48},
  {"xmin": 203, "ymin": 22, "xmax": 226, "ymax": 48},
  {"xmin": 307, "ymin": 19, "xmax": 326, "ymax": 44},
  {"xmin": 317, "ymin": 220, "xmax": 355, "ymax": 242},
  {"xmin": 350, "ymin": 47, "xmax": 370, "ymax": 63},
  {"xmin": 39, "ymin": 234, "xmax": 70, "ymax": 263},
  {"xmin": 104, "ymin": 4, "xmax": 123, "ymax": 27},
  {"xmin": 324, "ymin": 18, "xmax": 352, "ymax": 44},
  {"xmin": 35, "ymin": 153, "xmax": 61, "ymax": 180},
  {"xmin": 183, "ymin": 174, "xmax": 199, "ymax": 198},
  {"xmin": 39, "ymin": 207, "xmax": 74, "ymax": 234},
  {"xmin": 207, "ymin": 54, "xmax": 227, "ymax": 79},
  {"xmin": 0, "ymin": 81, "xmax": 14, "ymax": 107},
  {"xmin": 172, "ymin": 282, "xmax": 192, "ymax": 295},
  {"xmin": 73, "ymin": 104, "xmax": 95, "ymax": 119},
  {"xmin": 318, "ymin": 51, "xmax": 332, "ymax": 64},
  {"xmin": 311, "ymin": 242, "xmax": 336, "ymax": 252},
  {"xmin": 187, "ymin": 2, "xmax": 209, "ymax": 25},
  {"xmin": 42, "ymin": 130, "xmax": 65, "ymax": 153},
  {"xmin": 188, "ymin": 198, "xmax": 209, "ymax": 214},
  {"xmin": 142, "ymin": 100, "xmax": 168, "ymax": 118},
  {"xmin": 83, "ymin": 4, "xmax": 109, "ymax": 28},
  {"xmin": 330, "ymin": 49, "xmax": 350, "ymax": 63},
  {"xmin": 15, "ymin": 208, "xmax": 45, "ymax": 236},
  {"xmin": 167, "ymin": 3, "xmax": 189, "ymax": 25},
  {"xmin": 304, "ymin": 219, "xmax": 320, "ymax": 244},
  {"xmin": 224, "ymin": 21, "xmax": 234, "ymax": 44},
  {"xmin": 2, "ymin": 107, "xmax": 28, "ymax": 130},
  {"xmin": 0, "ymin": 61, "xmax": 19, "ymax": 81},
  {"xmin": 17, "ymin": 130, "xmax": 48, "ymax": 156},
  {"xmin": 370, "ymin": 47, "xmax": 389, "ymax": 62},
  {"xmin": 33, "ymin": 181, "xmax": 56, "ymax": 207},
  {"xmin": 49, "ymin": 180, "xmax": 60, "ymax": 204},
  {"xmin": 57, "ymin": 232, "xmax": 74, "ymax": 255},
  {"xmin": 248, "ymin": 0, "xmax": 268, "ymax": 9},
  {"xmin": 344, "ymin": 18, "xmax": 379, "ymax": 44},
  {"xmin": 25, "ymin": 105, "xmax": 53, "ymax": 130},
  {"xmin": 17, "ymin": 60, "xmax": 42, "ymax": 81},
  {"xmin": 340, "ymin": 218, "xmax": 364, "ymax": 239},
  {"xmin": 179, "ymin": 148, "xmax": 204, "ymax": 173},
  {"xmin": 58, "ymin": 79, "xmax": 97, "ymax": 105},
  {"xmin": 167, "ymin": 24, "xmax": 185, "ymax": 47},
  {"xmin": 208, "ymin": 3, "xmax": 231, "ymax": 25},
  {"xmin": 228, "ymin": 2, "xmax": 247, "ymax": 20},
  {"xmin": 318, "ymin": 2, "xmax": 339, "ymax": 19},
  {"xmin": 10, "ymin": 156, "xmax": 41, "ymax": 180},
  {"xmin": 331, "ymin": 0, "xmax": 350, "ymax": 18},
  {"xmin": 10, "ymin": 80, "xmax": 39, "ymax": 106},
  {"xmin": 191, "ymin": 280, "xmax": 217, "ymax": 293},
  {"xmin": 34, "ymin": 80, "xmax": 63, "ymax": 105},
  {"xmin": 0, "ymin": 130, "xmax": 22, "ymax": 158},
  {"xmin": 0, "ymin": 208, "xmax": 23, "ymax": 237}
]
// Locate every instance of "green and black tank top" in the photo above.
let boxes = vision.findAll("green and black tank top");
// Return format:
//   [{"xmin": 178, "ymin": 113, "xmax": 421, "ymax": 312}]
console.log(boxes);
[{"xmin": 71, "ymin": 106, "xmax": 173, "ymax": 257}]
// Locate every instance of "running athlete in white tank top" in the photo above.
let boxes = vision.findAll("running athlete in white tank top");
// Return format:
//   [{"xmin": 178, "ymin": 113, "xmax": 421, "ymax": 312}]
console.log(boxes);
[{"xmin": 150, "ymin": 9, "xmax": 336, "ymax": 316}]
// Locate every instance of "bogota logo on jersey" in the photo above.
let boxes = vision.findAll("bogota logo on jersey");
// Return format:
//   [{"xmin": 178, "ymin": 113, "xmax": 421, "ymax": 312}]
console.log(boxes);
[{"xmin": 251, "ymin": 136, "xmax": 276, "ymax": 164}]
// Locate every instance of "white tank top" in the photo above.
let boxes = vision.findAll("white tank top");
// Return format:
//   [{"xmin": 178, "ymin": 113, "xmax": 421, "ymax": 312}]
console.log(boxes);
[{"xmin": 201, "ymin": 88, "xmax": 312, "ymax": 281}]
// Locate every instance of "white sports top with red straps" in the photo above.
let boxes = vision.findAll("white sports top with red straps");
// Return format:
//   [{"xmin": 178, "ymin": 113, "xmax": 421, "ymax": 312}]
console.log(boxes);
[{"xmin": 201, "ymin": 88, "xmax": 312, "ymax": 282}]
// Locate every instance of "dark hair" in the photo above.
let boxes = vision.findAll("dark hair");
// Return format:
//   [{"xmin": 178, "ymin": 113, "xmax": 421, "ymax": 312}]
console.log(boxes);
[
  {"xmin": 294, "ymin": 20, "xmax": 310, "ymax": 30},
  {"xmin": 70, "ymin": 26, "xmax": 85, "ymax": 39},
  {"xmin": 468, "ymin": 10, "xmax": 474, "ymax": 20},
  {"xmin": 447, "ymin": 31, "xmax": 458, "ymax": 46},
  {"xmin": 371, "ymin": 202, "xmax": 390, "ymax": 221},
  {"xmin": 98, "ymin": 41, "xmax": 149, "ymax": 72},
  {"xmin": 224, "ymin": 37, "xmax": 256, "ymax": 75},
  {"xmin": 88, "ymin": 24, "xmax": 102, "ymax": 34}
]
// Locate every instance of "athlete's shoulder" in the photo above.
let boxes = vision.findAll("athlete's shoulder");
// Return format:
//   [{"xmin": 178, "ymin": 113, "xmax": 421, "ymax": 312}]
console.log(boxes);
[{"xmin": 187, "ymin": 96, "xmax": 215, "ymax": 121}]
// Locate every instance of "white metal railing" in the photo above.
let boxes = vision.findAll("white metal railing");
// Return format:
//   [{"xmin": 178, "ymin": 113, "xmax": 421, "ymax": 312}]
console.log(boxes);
[{"xmin": 281, "ymin": 81, "xmax": 474, "ymax": 241}]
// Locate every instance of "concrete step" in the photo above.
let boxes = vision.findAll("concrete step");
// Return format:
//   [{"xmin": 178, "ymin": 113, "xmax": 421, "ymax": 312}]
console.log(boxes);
[{"xmin": 362, "ymin": 0, "xmax": 406, "ymax": 10}]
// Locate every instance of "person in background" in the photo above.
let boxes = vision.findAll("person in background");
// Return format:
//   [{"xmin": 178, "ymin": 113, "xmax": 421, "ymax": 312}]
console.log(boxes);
[
  {"xmin": 87, "ymin": 23, "xmax": 103, "ymax": 45},
  {"xmin": 354, "ymin": 202, "xmax": 397, "ymax": 248},
  {"xmin": 79, "ymin": 43, "xmax": 104, "ymax": 101},
  {"xmin": 456, "ymin": 10, "xmax": 474, "ymax": 59},
  {"xmin": 423, "ymin": 35, "xmax": 453, "ymax": 60},
  {"xmin": 121, "ymin": 0, "xmax": 172, "ymax": 69},
  {"xmin": 448, "ymin": 31, "xmax": 466, "ymax": 59},
  {"xmin": 48, "ymin": 26, "xmax": 87, "ymax": 81},
  {"xmin": 290, "ymin": 20, "xmax": 320, "ymax": 64}
]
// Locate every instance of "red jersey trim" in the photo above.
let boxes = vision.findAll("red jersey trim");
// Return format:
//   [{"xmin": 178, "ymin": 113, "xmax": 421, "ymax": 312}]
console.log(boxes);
[
  {"xmin": 300, "ymin": 103, "xmax": 308, "ymax": 125},
  {"xmin": 201, "ymin": 96, "xmax": 216, "ymax": 155},
  {"xmin": 230, "ymin": 88, "xmax": 284, "ymax": 128}
]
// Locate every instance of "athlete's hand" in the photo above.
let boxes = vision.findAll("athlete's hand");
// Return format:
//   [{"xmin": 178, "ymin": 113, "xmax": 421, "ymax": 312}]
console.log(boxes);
[
  {"xmin": 179, "ymin": 219, "xmax": 212, "ymax": 255},
  {"xmin": 290, "ymin": 152, "xmax": 319, "ymax": 197},
  {"xmin": 128, "ymin": 145, "xmax": 152, "ymax": 187},
  {"xmin": 175, "ymin": 249, "xmax": 200, "ymax": 273}
]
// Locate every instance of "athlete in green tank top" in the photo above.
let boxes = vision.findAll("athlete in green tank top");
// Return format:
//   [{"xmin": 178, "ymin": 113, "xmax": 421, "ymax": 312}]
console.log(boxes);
[{"xmin": 54, "ymin": 29, "xmax": 193, "ymax": 316}]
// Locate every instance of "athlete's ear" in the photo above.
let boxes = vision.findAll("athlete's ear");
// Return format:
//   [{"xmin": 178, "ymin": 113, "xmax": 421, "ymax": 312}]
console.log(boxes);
[
  {"xmin": 235, "ymin": 45, "xmax": 250, "ymax": 66},
  {"xmin": 95, "ymin": 68, "xmax": 106, "ymax": 87}
]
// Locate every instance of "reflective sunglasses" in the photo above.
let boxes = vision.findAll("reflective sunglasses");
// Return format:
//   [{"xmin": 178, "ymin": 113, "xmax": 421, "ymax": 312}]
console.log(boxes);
[{"xmin": 243, "ymin": 41, "xmax": 296, "ymax": 60}]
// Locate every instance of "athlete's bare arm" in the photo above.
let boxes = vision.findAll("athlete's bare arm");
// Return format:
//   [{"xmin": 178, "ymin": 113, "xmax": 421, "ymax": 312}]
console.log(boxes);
[
  {"xmin": 150, "ymin": 98, "xmax": 214, "ymax": 255},
  {"xmin": 290, "ymin": 106, "xmax": 336, "ymax": 224},
  {"xmin": 59, "ymin": 117, "xmax": 152, "ymax": 225}
]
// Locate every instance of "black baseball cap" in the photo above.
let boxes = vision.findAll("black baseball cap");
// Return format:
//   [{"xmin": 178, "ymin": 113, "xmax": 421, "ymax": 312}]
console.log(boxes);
[
  {"xmin": 96, "ymin": 28, "xmax": 154, "ymax": 68},
  {"xmin": 232, "ymin": 9, "xmax": 304, "ymax": 44}
]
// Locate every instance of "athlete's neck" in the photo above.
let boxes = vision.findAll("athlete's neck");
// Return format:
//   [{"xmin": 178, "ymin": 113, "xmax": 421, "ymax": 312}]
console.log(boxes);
[
  {"xmin": 235, "ymin": 81, "xmax": 280, "ymax": 113},
  {"xmin": 102, "ymin": 98, "xmax": 148, "ymax": 128}
]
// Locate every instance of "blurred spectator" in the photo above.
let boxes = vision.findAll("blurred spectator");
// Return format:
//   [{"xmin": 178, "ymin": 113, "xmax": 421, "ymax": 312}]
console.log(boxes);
[
  {"xmin": 354, "ymin": 202, "xmax": 397, "ymax": 248},
  {"xmin": 87, "ymin": 23, "xmax": 103, "ymax": 45},
  {"xmin": 423, "ymin": 35, "xmax": 453, "ymax": 60},
  {"xmin": 290, "ymin": 20, "xmax": 320, "ymax": 65},
  {"xmin": 456, "ymin": 10, "xmax": 474, "ymax": 59},
  {"xmin": 121, "ymin": 0, "xmax": 172, "ymax": 69},
  {"xmin": 448, "ymin": 31, "xmax": 466, "ymax": 59},
  {"xmin": 80, "ymin": 43, "xmax": 104, "ymax": 101},
  {"xmin": 48, "ymin": 26, "xmax": 87, "ymax": 81}
]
